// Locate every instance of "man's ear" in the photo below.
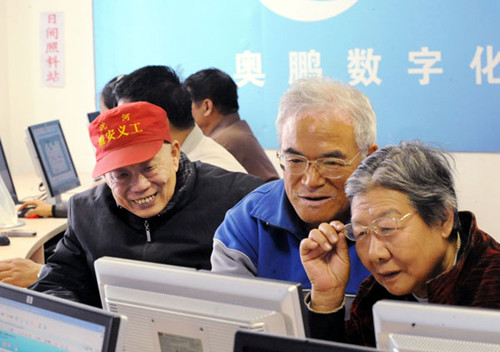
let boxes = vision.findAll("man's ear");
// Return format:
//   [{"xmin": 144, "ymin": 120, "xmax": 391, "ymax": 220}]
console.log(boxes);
[
  {"xmin": 170, "ymin": 141, "xmax": 181, "ymax": 172},
  {"xmin": 366, "ymin": 144, "xmax": 379, "ymax": 157},
  {"xmin": 203, "ymin": 99, "xmax": 214, "ymax": 117}
]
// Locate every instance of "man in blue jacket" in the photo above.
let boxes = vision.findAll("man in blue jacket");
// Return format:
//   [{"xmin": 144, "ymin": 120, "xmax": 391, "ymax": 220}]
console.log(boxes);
[{"xmin": 211, "ymin": 77, "xmax": 378, "ymax": 293}]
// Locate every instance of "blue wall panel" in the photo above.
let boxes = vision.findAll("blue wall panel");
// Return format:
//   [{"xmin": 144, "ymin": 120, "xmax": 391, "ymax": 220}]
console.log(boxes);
[{"xmin": 94, "ymin": 0, "xmax": 500, "ymax": 151}]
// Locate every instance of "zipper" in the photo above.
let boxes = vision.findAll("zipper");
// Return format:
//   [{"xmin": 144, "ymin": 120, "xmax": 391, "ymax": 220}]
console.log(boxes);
[{"xmin": 144, "ymin": 220, "xmax": 151, "ymax": 242}]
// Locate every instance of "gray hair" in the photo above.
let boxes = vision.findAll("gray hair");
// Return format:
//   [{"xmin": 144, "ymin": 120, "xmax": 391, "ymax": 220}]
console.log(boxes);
[
  {"xmin": 275, "ymin": 77, "xmax": 377, "ymax": 154},
  {"xmin": 345, "ymin": 140, "xmax": 459, "ymax": 231}
]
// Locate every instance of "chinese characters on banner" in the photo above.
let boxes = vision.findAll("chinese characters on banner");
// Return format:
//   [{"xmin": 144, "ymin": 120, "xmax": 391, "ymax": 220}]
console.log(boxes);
[
  {"xmin": 40, "ymin": 12, "xmax": 64, "ymax": 87},
  {"xmin": 233, "ymin": 46, "xmax": 500, "ymax": 87}
]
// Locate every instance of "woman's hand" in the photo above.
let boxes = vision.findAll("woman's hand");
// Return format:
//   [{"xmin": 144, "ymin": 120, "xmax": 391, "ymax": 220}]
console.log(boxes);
[{"xmin": 300, "ymin": 221, "xmax": 351, "ymax": 312}]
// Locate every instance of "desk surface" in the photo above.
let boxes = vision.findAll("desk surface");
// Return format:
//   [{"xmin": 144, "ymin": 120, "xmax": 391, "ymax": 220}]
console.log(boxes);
[
  {"xmin": 0, "ymin": 218, "xmax": 67, "ymax": 262},
  {"xmin": 2, "ymin": 172, "xmax": 95, "ymax": 262}
]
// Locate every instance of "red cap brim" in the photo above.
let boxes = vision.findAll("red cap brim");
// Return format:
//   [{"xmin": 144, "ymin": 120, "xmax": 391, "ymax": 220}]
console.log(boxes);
[{"xmin": 92, "ymin": 140, "xmax": 164, "ymax": 178}]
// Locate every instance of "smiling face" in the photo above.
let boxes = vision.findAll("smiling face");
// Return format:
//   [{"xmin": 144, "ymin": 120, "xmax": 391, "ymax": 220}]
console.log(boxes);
[
  {"xmin": 351, "ymin": 186, "xmax": 455, "ymax": 298},
  {"xmin": 280, "ymin": 113, "xmax": 362, "ymax": 228},
  {"xmin": 104, "ymin": 143, "xmax": 180, "ymax": 218}
]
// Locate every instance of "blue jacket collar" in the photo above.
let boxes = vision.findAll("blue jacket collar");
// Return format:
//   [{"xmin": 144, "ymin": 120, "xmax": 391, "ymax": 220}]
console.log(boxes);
[{"xmin": 249, "ymin": 180, "xmax": 308, "ymax": 239}]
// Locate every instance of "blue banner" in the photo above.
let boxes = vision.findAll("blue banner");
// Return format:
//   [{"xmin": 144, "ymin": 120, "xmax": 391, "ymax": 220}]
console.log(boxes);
[{"xmin": 94, "ymin": 0, "xmax": 500, "ymax": 151}]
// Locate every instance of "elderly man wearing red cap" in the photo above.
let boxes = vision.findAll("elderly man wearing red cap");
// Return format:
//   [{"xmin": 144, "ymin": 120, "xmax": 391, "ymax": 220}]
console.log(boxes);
[{"xmin": 30, "ymin": 101, "xmax": 263, "ymax": 308}]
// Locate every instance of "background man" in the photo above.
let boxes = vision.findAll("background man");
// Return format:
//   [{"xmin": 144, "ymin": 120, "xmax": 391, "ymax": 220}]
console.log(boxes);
[
  {"xmin": 114, "ymin": 65, "xmax": 246, "ymax": 173},
  {"xmin": 184, "ymin": 68, "xmax": 279, "ymax": 182},
  {"xmin": 30, "ymin": 102, "xmax": 263, "ymax": 307},
  {"xmin": 211, "ymin": 77, "xmax": 378, "ymax": 293}
]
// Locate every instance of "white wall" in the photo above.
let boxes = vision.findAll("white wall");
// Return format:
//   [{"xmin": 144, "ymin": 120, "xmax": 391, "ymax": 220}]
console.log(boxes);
[
  {"xmin": 2, "ymin": 0, "xmax": 499, "ymax": 240},
  {"xmin": 1, "ymin": 0, "xmax": 96, "ymax": 179},
  {"xmin": 453, "ymin": 152, "xmax": 500, "ymax": 239}
]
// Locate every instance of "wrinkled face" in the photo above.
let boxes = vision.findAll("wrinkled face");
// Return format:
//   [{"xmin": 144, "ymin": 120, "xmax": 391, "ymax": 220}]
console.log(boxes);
[
  {"xmin": 352, "ymin": 187, "xmax": 454, "ymax": 298},
  {"xmin": 105, "ymin": 143, "xmax": 180, "ymax": 218},
  {"xmin": 280, "ymin": 113, "xmax": 362, "ymax": 228}
]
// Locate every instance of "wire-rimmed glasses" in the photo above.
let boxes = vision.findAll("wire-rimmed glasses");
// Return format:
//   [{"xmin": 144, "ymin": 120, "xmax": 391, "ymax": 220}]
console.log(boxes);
[
  {"xmin": 342, "ymin": 212, "xmax": 415, "ymax": 242},
  {"xmin": 276, "ymin": 151, "xmax": 361, "ymax": 179}
]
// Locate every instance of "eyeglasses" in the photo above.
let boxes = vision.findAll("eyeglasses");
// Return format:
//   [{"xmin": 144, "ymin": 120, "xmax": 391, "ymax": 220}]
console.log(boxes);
[
  {"xmin": 276, "ymin": 151, "xmax": 361, "ymax": 179},
  {"xmin": 342, "ymin": 212, "xmax": 415, "ymax": 242}
]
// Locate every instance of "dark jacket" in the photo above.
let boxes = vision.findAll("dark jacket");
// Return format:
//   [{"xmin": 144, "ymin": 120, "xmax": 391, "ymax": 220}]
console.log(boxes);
[
  {"xmin": 208, "ymin": 113, "xmax": 279, "ymax": 182},
  {"xmin": 308, "ymin": 211, "xmax": 500, "ymax": 347},
  {"xmin": 30, "ymin": 155, "xmax": 263, "ymax": 307}
]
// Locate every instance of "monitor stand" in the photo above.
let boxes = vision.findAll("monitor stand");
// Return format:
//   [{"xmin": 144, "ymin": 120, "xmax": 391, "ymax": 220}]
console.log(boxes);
[{"xmin": 51, "ymin": 194, "xmax": 63, "ymax": 205}]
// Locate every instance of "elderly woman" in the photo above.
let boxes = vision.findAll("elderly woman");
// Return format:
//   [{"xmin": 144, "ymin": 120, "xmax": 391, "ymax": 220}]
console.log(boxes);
[{"xmin": 300, "ymin": 140, "xmax": 500, "ymax": 347}]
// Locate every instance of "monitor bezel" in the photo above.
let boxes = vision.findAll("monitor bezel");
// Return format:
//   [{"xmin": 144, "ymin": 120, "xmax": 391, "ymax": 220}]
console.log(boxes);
[
  {"xmin": 0, "ymin": 137, "xmax": 20, "ymax": 204},
  {"xmin": 25, "ymin": 119, "xmax": 81, "ymax": 200},
  {"xmin": 233, "ymin": 330, "xmax": 380, "ymax": 352},
  {"xmin": 373, "ymin": 299, "xmax": 500, "ymax": 350},
  {"xmin": 0, "ymin": 282, "xmax": 125, "ymax": 352}
]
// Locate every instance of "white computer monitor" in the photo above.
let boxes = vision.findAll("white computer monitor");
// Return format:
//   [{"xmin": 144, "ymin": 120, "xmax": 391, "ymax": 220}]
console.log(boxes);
[
  {"xmin": 373, "ymin": 300, "xmax": 500, "ymax": 351},
  {"xmin": 0, "ymin": 282, "xmax": 126, "ymax": 352},
  {"xmin": 25, "ymin": 119, "xmax": 80, "ymax": 203},
  {"xmin": 94, "ymin": 256, "xmax": 308, "ymax": 352},
  {"xmin": 0, "ymin": 137, "xmax": 20, "ymax": 205}
]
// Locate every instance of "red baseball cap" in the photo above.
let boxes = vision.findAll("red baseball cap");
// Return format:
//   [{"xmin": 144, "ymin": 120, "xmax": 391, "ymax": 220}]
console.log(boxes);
[{"xmin": 88, "ymin": 101, "xmax": 171, "ymax": 178}]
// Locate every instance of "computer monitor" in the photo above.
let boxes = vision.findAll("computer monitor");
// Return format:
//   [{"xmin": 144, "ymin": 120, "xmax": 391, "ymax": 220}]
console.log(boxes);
[
  {"xmin": 87, "ymin": 111, "xmax": 100, "ymax": 123},
  {"xmin": 373, "ymin": 300, "xmax": 500, "ymax": 351},
  {"xmin": 233, "ymin": 330, "xmax": 380, "ymax": 352},
  {"xmin": 0, "ymin": 281, "xmax": 126, "ymax": 352},
  {"xmin": 95, "ymin": 256, "xmax": 308, "ymax": 352},
  {"xmin": 0, "ymin": 137, "xmax": 20, "ymax": 205},
  {"xmin": 25, "ymin": 119, "xmax": 80, "ymax": 203}
]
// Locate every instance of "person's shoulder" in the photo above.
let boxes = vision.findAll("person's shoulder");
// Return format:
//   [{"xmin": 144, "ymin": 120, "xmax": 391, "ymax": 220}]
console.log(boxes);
[
  {"xmin": 189, "ymin": 134, "xmax": 247, "ymax": 173},
  {"xmin": 225, "ymin": 177, "xmax": 283, "ymax": 207},
  {"xmin": 194, "ymin": 161, "xmax": 262, "ymax": 188},
  {"xmin": 70, "ymin": 182, "xmax": 110, "ymax": 205},
  {"xmin": 212, "ymin": 120, "xmax": 257, "ymax": 145}
]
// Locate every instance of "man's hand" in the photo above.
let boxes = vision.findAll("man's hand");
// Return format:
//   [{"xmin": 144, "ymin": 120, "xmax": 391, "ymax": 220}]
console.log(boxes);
[
  {"xmin": 18, "ymin": 199, "xmax": 53, "ymax": 217},
  {"xmin": 300, "ymin": 221, "xmax": 351, "ymax": 312},
  {"xmin": 0, "ymin": 258, "xmax": 43, "ymax": 287}
]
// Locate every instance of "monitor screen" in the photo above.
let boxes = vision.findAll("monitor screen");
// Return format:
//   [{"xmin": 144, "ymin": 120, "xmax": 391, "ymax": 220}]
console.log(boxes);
[
  {"xmin": 233, "ymin": 330, "xmax": 380, "ymax": 352},
  {"xmin": 373, "ymin": 300, "xmax": 500, "ymax": 351},
  {"xmin": 25, "ymin": 120, "xmax": 80, "ymax": 200},
  {"xmin": 95, "ymin": 257, "xmax": 308, "ymax": 352},
  {"xmin": 0, "ymin": 282, "xmax": 126, "ymax": 352},
  {"xmin": 0, "ymin": 138, "xmax": 19, "ymax": 204}
]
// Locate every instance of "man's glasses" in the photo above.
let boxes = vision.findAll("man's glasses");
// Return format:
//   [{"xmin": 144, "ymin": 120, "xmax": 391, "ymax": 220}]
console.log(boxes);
[
  {"xmin": 276, "ymin": 151, "xmax": 361, "ymax": 179},
  {"xmin": 342, "ymin": 212, "xmax": 415, "ymax": 242}
]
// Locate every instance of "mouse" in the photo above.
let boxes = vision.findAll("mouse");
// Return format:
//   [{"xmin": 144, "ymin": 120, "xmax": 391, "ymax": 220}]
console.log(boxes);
[
  {"xmin": 18, "ymin": 205, "xmax": 37, "ymax": 218},
  {"xmin": 0, "ymin": 233, "xmax": 10, "ymax": 246}
]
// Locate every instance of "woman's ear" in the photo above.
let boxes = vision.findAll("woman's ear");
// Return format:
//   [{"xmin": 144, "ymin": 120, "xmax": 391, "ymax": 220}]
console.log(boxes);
[{"xmin": 440, "ymin": 205, "xmax": 455, "ymax": 240}]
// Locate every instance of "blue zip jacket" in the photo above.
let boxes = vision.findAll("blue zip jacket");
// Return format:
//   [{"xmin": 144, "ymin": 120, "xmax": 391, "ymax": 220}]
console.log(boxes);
[{"xmin": 211, "ymin": 179, "xmax": 370, "ymax": 293}]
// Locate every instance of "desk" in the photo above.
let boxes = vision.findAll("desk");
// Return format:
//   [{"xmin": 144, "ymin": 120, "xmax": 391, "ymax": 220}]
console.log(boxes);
[
  {"xmin": 0, "ymin": 218, "xmax": 67, "ymax": 263},
  {"xmin": 2, "ymin": 172, "xmax": 95, "ymax": 263}
]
